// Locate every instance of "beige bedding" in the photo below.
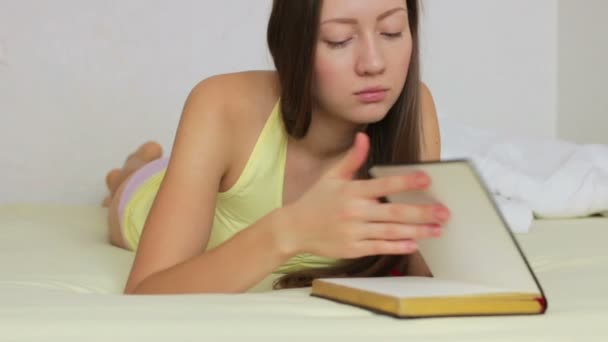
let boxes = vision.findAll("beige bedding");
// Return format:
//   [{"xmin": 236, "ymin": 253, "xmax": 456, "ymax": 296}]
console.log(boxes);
[{"xmin": 0, "ymin": 204, "xmax": 606, "ymax": 341}]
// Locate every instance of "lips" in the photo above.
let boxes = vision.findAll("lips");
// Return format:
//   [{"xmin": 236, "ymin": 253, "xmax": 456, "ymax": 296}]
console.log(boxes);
[{"xmin": 354, "ymin": 87, "xmax": 389, "ymax": 103}]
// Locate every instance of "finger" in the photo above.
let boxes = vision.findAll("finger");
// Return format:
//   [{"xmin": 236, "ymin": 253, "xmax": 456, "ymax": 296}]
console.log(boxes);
[
  {"xmin": 327, "ymin": 132, "xmax": 370, "ymax": 179},
  {"xmin": 365, "ymin": 202, "xmax": 450, "ymax": 225},
  {"xmin": 351, "ymin": 240, "xmax": 418, "ymax": 257},
  {"xmin": 361, "ymin": 223, "xmax": 443, "ymax": 240},
  {"xmin": 350, "ymin": 172, "xmax": 430, "ymax": 198}
]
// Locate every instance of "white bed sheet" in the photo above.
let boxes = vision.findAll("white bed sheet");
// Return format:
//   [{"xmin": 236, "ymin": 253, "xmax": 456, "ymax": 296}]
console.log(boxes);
[{"xmin": 0, "ymin": 205, "xmax": 607, "ymax": 341}]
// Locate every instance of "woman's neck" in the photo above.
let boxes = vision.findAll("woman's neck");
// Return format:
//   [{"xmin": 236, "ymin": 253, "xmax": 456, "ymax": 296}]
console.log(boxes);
[{"xmin": 292, "ymin": 107, "xmax": 364, "ymax": 162}]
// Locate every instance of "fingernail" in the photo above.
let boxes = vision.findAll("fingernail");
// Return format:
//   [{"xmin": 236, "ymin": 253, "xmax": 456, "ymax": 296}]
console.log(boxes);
[
  {"xmin": 405, "ymin": 241, "xmax": 418, "ymax": 251},
  {"xmin": 414, "ymin": 173, "xmax": 430, "ymax": 187},
  {"xmin": 430, "ymin": 226, "xmax": 443, "ymax": 237},
  {"xmin": 434, "ymin": 206, "xmax": 450, "ymax": 222}
]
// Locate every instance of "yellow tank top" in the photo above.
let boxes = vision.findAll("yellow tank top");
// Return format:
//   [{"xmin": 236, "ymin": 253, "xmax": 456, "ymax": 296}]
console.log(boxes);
[
  {"xmin": 210, "ymin": 101, "xmax": 339, "ymax": 273},
  {"xmin": 122, "ymin": 101, "xmax": 338, "ymax": 274}
]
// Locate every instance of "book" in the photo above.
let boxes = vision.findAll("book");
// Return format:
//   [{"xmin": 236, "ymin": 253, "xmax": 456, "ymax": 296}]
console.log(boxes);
[{"xmin": 311, "ymin": 159, "xmax": 547, "ymax": 318}]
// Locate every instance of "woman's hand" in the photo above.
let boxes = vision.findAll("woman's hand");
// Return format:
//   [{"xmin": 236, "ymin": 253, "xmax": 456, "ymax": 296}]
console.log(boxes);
[{"xmin": 278, "ymin": 133, "xmax": 450, "ymax": 259}]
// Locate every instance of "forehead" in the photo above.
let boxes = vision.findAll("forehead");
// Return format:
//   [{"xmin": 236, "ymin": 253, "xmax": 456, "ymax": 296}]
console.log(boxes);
[{"xmin": 320, "ymin": 0, "xmax": 407, "ymax": 19}]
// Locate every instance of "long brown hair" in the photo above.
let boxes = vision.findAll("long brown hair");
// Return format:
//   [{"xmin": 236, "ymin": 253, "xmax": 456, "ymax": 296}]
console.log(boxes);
[{"xmin": 267, "ymin": 0, "xmax": 423, "ymax": 289}]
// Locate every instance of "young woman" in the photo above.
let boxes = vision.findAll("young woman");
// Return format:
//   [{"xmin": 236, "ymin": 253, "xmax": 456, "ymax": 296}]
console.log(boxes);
[{"xmin": 102, "ymin": 0, "xmax": 450, "ymax": 294}]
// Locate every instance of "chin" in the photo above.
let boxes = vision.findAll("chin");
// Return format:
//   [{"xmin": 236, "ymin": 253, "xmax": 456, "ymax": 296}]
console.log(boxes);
[{"xmin": 348, "ymin": 103, "xmax": 393, "ymax": 124}]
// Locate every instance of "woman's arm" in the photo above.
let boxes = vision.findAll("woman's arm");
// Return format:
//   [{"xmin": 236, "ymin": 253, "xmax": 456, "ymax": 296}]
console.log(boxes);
[
  {"xmin": 124, "ymin": 76, "xmax": 292, "ymax": 294},
  {"xmin": 124, "ymin": 78, "xmax": 445, "ymax": 293}
]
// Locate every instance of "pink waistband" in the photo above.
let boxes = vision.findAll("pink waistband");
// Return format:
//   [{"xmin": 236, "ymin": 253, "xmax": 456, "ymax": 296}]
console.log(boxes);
[{"xmin": 117, "ymin": 157, "xmax": 170, "ymax": 223}]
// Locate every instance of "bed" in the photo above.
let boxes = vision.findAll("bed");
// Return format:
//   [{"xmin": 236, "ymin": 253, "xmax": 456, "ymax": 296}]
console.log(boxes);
[{"xmin": 1, "ymin": 204, "xmax": 607, "ymax": 341}]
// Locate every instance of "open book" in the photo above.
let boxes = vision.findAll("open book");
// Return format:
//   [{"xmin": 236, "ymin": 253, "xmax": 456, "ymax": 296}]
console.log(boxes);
[{"xmin": 311, "ymin": 160, "xmax": 548, "ymax": 318}]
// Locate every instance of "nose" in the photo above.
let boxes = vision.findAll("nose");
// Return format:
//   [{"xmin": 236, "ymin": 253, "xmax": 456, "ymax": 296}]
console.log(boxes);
[{"xmin": 355, "ymin": 36, "xmax": 386, "ymax": 76}]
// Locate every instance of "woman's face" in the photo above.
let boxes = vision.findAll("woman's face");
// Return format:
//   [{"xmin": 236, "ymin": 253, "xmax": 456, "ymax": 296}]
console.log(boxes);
[{"xmin": 313, "ymin": 0, "xmax": 412, "ymax": 124}]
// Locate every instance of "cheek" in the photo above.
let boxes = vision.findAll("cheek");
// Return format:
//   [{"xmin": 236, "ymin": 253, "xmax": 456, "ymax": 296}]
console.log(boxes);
[
  {"xmin": 384, "ymin": 48, "xmax": 413, "ymax": 112},
  {"xmin": 393, "ymin": 40, "xmax": 413, "ymax": 82},
  {"xmin": 314, "ymin": 52, "xmax": 349, "ymax": 91},
  {"xmin": 400, "ymin": 53, "xmax": 411, "ymax": 77}
]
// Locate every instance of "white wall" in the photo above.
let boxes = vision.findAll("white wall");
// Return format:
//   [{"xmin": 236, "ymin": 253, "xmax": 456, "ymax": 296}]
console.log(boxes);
[
  {"xmin": 0, "ymin": 0, "xmax": 559, "ymax": 204},
  {"xmin": 420, "ymin": 0, "xmax": 558, "ymax": 137},
  {"xmin": 0, "ymin": 0, "xmax": 274, "ymax": 204},
  {"xmin": 558, "ymin": 0, "xmax": 608, "ymax": 145}
]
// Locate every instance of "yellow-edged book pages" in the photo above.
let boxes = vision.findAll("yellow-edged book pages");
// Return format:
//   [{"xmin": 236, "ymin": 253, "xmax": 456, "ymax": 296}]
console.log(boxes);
[
  {"xmin": 310, "ymin": 160, "xmax": 548, "ymax": 318},
  {"xmin": 312, "ymin": 277, "xmax": 545, "ymax": 318}
]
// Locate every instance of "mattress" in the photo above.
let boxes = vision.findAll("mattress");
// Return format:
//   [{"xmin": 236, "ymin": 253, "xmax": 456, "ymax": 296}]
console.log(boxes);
[{"xmin": 0, "ymin": 204, "xmax": 607, "ymax": 341}]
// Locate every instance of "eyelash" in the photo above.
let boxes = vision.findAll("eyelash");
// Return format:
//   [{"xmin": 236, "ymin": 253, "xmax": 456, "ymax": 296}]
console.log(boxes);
[{"xmin": 326, "ymin": 32, "xmax": 403, "ymax": 49}]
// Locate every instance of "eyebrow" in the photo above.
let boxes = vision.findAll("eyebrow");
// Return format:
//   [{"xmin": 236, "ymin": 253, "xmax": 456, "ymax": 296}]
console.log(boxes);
[{"xmin": 320, "ymin": 7, "xmax": 407, "ymax": 25}]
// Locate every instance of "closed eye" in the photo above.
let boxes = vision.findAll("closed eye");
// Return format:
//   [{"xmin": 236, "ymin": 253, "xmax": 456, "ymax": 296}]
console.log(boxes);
[
  {"xmin": 382, "ymin": 32, "xmax": 403, "ymax": 39},
  {"xmin": 325, "ymin": 32, "xmax": 402, "ymax": 49},
  {"xmin": 326, "ymin": 38, "xmax": 352, "ymax": 49}
]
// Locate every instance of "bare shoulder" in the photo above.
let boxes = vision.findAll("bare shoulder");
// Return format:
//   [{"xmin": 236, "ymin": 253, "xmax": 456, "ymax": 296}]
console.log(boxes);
[
  {"xmin": 190, "ymin": 70, "xmax": 280, "ymax": 123},
  {"xmin": 419, "ymin": 82, "xmax": 441, "ymax": 161},
  {"xmin": 182, "ymin": 70, "xmax": 281, "ymax": 190},
  {"xmin": 181, "ymin": 70, "xmax": 280, "ymax": 150}
]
